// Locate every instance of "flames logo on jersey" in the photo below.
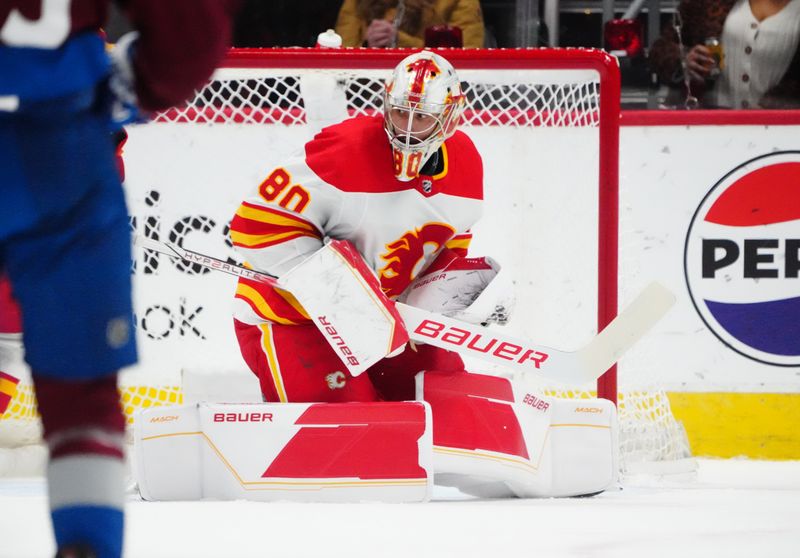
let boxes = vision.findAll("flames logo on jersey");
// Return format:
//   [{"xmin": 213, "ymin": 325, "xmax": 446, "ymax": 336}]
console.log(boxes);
[{"xmin": 378, "ymin": 223, "xmax": 455, "ymax": 297}]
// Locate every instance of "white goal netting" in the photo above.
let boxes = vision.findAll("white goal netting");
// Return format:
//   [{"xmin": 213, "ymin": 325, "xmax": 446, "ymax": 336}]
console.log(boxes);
[{"xmin": 0, "ymin": 48, "xmax": 690, "ymax": 475}]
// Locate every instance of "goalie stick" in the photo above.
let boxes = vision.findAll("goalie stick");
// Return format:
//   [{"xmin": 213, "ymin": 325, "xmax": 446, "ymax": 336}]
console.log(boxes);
[
  {"xmin": 135, "ymin": 236, "xmax": 280, "ymax": 286},
  {"xmin": 398, "ymin": 283, "xmax": 675, "ymax": 385},
  {"xmin": 134, "ymin": 236, "xmax": 675, "ymax": 386}
]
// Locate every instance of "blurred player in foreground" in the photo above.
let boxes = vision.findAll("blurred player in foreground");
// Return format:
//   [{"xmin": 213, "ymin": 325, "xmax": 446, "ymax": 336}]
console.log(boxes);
[
  {"xmin": 230, "ymin": 50, "xmax": 511, "ymax": 404},
  {"xmin": 0, "ymin": 1, "xmax": 238, "ymax": 556}
]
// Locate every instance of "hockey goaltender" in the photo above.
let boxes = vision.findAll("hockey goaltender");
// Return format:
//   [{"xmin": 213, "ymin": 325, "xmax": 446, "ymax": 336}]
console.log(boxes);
[{"xmin": 133, "ymin": 51, "xmax": 673, "ymax": 503}]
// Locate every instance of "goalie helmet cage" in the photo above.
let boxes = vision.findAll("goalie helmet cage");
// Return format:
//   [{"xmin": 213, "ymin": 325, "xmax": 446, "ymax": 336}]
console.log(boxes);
[{"xmin": 0, "ymin": 48, "xmax": 692, "ymax": 474}]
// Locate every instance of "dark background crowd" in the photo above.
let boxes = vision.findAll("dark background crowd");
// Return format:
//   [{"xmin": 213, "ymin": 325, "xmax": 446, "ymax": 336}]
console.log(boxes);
[{"xmin": 104, "ymin": 0, "xmax": 800, "ymax": 110}]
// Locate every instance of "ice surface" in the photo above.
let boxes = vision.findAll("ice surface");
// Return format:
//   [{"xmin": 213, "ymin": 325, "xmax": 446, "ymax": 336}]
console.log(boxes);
[{"xmin": 1, "ymin": 459, "xmax": 799, "ymax": 558}]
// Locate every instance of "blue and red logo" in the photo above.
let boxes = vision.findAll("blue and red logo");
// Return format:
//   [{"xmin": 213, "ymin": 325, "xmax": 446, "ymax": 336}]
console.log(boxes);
[{"xmin": 685, "ymin": 152, "xmax": 800, "ymax": 367}]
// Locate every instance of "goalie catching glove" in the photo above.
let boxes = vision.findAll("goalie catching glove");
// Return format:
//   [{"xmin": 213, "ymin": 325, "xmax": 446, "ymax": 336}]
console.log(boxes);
[{"xmin": 401, "ymin": 254, "xmax": 514, "ymax": 326}]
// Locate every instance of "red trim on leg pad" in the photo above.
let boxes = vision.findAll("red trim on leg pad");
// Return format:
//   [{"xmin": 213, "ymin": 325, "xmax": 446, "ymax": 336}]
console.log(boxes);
[
  {"xmin": 33, "ymin": 374, "xmax": 125, "ymax": 459},
  {"xmin": 422, "ymin": 371, "xmax": 529, "ymax": 459}
]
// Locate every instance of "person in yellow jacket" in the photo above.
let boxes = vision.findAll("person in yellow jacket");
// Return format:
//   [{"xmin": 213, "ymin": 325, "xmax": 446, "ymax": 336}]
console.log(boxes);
[{"xmin": 336, "ymin": 0, "xmax": 484, "ymax": 48}]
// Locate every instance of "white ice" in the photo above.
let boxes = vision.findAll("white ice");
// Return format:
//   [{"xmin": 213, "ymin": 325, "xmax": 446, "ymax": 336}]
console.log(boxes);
[{"xmin": 1, "ymin": 459, "xmax": 799, "ymax": 558}]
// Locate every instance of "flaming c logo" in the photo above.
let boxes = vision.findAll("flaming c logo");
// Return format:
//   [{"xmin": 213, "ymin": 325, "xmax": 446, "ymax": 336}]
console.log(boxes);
[{"xmin": 379, "ymin": 223, "xmax": 455, "ymax": 297}]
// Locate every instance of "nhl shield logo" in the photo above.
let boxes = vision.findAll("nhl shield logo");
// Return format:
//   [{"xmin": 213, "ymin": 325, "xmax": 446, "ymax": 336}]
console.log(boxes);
[
  {"xmin": 421, "ymin": 179, "xmax": 433, "ymax": 193},
  {"xmin": 684, "ymin": 151, "xmax": 800, "ymax": 367}
]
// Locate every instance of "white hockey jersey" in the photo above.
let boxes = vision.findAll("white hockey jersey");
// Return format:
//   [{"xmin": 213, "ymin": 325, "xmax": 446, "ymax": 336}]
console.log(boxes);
[{"xmin": 230, "ymin": 115, "xmax": 484, "ymax": 325}]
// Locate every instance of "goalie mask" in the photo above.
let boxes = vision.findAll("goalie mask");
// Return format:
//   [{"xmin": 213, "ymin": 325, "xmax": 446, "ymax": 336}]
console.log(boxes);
[{"xmin": 384, "ymin": 50, "xmax": 465, "ymax": 182}]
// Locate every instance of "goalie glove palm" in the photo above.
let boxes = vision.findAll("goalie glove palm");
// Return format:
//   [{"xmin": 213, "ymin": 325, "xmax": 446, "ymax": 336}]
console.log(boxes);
[{"xmin": 402, "ymin": 256, "xmax": 515, "ymax": 326}]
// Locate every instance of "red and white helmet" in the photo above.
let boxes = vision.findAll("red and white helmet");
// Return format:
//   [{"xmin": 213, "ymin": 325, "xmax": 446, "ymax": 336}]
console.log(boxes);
[{"xmin": 384, "ymin": 50, "xmax": 465, "ymax": 181}]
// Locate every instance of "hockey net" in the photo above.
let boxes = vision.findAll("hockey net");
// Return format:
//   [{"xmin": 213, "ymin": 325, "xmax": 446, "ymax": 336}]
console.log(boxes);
[{"xmin": 0, "ymin": 48, "xmax": 690, "ymax": 476}]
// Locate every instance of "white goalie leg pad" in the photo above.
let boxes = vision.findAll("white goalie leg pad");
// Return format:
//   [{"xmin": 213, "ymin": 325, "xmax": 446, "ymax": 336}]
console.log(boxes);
[
  {"xmin": 133, "ymin": 404, "xmax": 202, "ymax": 501},
  {"xmin": 279, "ymin": 239, "xmax": 409, "ymax": 376},
  {"xmin": 546, "ymin": 395, "xmax": 619, "ymax": 497},
  {"xmin": 418, "ymin": 371, "xmax": 618, "ymax": 498},
  {"xmin": 133, "ymin": 401, "xmax": 433, "ymax": 503}
]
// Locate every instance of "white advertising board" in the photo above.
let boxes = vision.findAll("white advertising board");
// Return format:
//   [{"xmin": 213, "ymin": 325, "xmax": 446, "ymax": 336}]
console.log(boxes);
[
  {"xmin": 123, "ymin": 122, "xmax": 602, "ymax": 392},
  {"xmin": 618, "ymin": 123, "xmax": 800, "ymax": 391},
  {"xmin": 122, "ymin": 119, "xmax": 800, "ymax": 395}
]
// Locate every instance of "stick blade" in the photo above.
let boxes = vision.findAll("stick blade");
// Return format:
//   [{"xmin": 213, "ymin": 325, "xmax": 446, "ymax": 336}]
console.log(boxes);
[{"xmin": 577, "ymin": 282, "xmax": 676, "ymax": 381}]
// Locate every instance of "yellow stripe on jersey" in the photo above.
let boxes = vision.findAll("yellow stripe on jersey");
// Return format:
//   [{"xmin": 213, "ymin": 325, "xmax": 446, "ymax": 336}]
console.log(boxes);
[
  {"xmin": 230, "ymin": 228, "xmax": 319, "ymax": 249},
  {"xmin": 274, "ymin": 287, "xmax": 310, "ymax": 321},
  {"xmin": 235, "ymin": 203, "xmax": 318, "ymax": 230},
  {"xmin": 236, "ymin": 283, "xmax": 303, "ymax": 325},
  {"xmin": 445, "ymin": 234, "xmax": 472, "ymax": 253},
  {"xmin": 432, "ymin": 143, "xmax": 449, "ymax": 180},
  {"xmin": 231, "ymin": 203, "xmax": 321, "ymax": 249},
  {"xmin": 259, "ymin": 324, "xmax": 288, "ymax": 402}
]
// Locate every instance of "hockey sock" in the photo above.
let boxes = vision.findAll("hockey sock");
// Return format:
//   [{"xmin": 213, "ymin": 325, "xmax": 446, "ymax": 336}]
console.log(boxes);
[{"xmin": 33, "ymin": 374, "xmax": 126, "ymax": 558}]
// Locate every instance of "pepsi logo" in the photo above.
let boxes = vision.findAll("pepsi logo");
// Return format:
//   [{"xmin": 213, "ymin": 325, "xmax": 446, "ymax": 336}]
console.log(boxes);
[{"xmin": 684, "ymin": 152, "xmax": 800, "ymax": 366}]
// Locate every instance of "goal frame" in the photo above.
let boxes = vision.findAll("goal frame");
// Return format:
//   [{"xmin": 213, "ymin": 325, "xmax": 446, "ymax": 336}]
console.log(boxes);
[{"xmin": 212, "ymin": 47, "xmax": 621, "ymax": 403}]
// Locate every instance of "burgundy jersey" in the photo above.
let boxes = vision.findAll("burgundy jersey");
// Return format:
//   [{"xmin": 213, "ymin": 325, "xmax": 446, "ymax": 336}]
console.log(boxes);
[{"xmin": 0, "ymin": 0, "xmax": 240, "ymax": 109}]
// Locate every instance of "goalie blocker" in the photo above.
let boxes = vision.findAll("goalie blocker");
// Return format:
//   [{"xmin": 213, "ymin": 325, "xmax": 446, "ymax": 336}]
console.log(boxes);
[{"xmin": 133, "ymin": 372, "xmax": 617, "ymax": 502}]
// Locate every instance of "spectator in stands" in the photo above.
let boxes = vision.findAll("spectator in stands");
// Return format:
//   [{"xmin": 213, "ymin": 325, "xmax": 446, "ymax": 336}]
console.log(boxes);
[
  {"xmin": 649, "ymin": 0, "xmax": 800, "ymax": 109},
  {"xmin": 335, "ymin": 0, "xmax": 485, "ymax": 48}
]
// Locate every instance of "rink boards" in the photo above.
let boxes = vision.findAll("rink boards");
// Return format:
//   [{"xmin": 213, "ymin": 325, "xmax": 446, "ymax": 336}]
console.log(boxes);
[{"xmin": 113, "ymin": 112, "xmax": 800, "ymax": 458}]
